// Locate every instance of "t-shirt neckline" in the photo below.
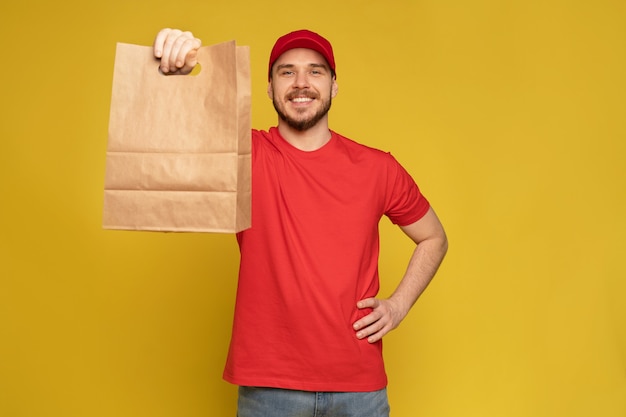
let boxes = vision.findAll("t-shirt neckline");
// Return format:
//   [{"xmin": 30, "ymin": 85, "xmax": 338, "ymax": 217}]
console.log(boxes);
[{"xmin": 270, "ymin": 127, "xmax": 337, "ymax": 158}]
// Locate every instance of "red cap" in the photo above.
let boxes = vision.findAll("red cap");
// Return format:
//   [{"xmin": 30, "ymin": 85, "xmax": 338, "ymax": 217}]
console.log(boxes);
[{"xmin": 268, "ymin": 29, "xmax": 336, "ymax": 80}]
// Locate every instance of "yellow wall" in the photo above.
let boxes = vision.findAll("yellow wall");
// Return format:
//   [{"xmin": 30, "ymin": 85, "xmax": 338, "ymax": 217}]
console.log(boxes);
[{"xmin": 1, "ymin": 1, "xmax": 624, "ymax": 416}]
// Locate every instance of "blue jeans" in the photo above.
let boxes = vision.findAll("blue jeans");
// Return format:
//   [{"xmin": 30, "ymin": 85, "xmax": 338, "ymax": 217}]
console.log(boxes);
[{"xmin": 237, "ymin": 386, "xmax": 390, "ymax": 417}]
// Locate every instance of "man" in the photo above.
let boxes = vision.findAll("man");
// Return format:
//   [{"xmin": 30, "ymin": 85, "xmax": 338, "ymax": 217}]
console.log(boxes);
[{"xmin": 154, "ymin": 28, "xmax": 448, "ymax": 417}]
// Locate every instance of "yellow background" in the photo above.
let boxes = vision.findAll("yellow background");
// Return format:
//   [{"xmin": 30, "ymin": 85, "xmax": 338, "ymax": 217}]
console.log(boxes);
[{"xmin": 1, "ymin": 1, "xmax": 624, "ymax": 416}]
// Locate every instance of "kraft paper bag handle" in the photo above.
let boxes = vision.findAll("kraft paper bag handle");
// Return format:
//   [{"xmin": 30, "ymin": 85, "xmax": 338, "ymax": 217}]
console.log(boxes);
[{"xmin": 103, "ymin": 41, "xmax": 251, "ymax": 233}]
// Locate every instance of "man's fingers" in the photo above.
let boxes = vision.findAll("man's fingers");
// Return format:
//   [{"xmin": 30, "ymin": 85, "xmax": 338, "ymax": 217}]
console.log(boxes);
[
  {"xmin": 353, "ymin": 311, "xmax": 378, "ymax": 331},
  {"xmin": 356, "ymin": 318, "xmax": 389, "ymax": 344},
  {"xmin": 353, "ymin": 298, "xmax": 398, "ymax": 343},
  {"xmin": 353, "ymin": 302, "xmax": 383, "ymax": 333},
  {"xmin": 356, "ymin": 297, "xmax": 378, "ymax": 309},
  {"xmin": 153, "ymin": 27, "xmax": 173, "ymax": 58},
  {"xmin": 179, "ymin": 48, "xmax": 199, "ymax": 75},
  {"xmin": 172, "ymin": 36, "xmax": 201, "ymax": 69},
  {"xmin": 154, "ymin": 30, "xmax": 201, "ymax": 74},
  {"xmin": 159, "ymin": 29, "xmax": 182, "ymax": 72}
]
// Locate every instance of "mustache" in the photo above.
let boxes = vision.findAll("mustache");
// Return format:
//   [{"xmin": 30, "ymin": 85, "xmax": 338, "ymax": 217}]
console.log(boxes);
[{"xmin": 286, "ymin": 89, "xmax": 319, "ymax": 100}]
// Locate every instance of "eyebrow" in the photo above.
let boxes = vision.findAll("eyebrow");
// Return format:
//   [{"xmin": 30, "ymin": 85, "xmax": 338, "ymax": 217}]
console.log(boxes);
[{"xmin": 275, "ymin": 63, "xmax": 329, "ymax": 71}]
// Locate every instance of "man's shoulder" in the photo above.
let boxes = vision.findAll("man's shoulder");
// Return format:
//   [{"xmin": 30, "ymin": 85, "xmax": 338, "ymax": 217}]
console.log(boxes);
[
  {"xmin": 252, "ymin": 128, "xmax": 272, "ymax": 138},
  {"xmin": 333, "ymin": 131, "xmax": 394, "ymax": 161},
  {"xmin": 251, "ymin": 128, "xmax": 276, "ymax": 148}
]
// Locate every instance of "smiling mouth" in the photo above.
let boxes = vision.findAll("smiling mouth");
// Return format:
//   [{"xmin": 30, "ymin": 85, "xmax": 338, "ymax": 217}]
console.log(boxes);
[
  {"xmin": 287, "ymin": 89, "xmax": 318, "ymax": 103},
  {"xmin": 290, "ymin": 97, "xmax": 314, "ymax": 103}
]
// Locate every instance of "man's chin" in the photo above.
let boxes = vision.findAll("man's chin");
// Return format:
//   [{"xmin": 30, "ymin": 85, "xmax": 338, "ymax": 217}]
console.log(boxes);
[
  {"xmin": 274, "ymin": 99, "xmax": 332, "ymax": 131},
  {"xmin": 283, "ymin": 118, "xmax": 315, "ymax": 131},
  {"xmin": 277, "ymin": 111, "xmax": 318, "ymax": 131}
]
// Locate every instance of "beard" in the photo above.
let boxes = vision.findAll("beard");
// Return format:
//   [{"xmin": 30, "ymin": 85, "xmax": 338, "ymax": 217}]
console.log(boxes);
[{"xmin": 272, "ymin": 88, "xmax": 333, "ymax": 131}]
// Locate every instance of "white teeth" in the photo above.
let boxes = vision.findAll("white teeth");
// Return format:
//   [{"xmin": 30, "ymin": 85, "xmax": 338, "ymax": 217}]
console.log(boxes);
[{"xmin": 291, "ymin": 97, "xmax": 313, "ymax": 103}]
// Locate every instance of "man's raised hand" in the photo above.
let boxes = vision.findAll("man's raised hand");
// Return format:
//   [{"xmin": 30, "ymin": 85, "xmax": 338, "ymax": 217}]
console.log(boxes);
[{"xmin": 153, "ymin": 28, "xmax": 202, "ymax": 75}]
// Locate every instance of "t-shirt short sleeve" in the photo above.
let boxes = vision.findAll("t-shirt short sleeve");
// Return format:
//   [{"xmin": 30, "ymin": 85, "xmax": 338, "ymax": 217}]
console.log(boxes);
[{"xmin": 384, "ymin": 154, "xmax": 430, "ymax": 226}]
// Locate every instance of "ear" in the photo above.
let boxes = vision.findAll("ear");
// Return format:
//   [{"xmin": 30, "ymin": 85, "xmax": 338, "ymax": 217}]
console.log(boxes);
[
  {"xmin": 331, "ymin": 78, "xmax": 338, "ymax": 99},
  {"xmin": 267, "ymin": 81, "xmax": 274, "ymax": 100}
]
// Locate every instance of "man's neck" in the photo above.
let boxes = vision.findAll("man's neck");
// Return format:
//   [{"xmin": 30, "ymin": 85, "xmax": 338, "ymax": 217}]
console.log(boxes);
[{"xmin": 277, "ymin": 121, "xmax": 332, "ymax": 151}]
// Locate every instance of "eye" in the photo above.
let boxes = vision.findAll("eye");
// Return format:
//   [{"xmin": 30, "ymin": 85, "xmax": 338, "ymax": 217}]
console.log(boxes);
[{"xmin": 309, "ymin": 66, "xmax": 327, "ymax": 76}]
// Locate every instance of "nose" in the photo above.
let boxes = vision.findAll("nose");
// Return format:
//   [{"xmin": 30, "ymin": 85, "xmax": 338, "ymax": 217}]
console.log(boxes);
[{"xmin": 293, "ymin": 71, "xmax": 310, "ymax": 88}]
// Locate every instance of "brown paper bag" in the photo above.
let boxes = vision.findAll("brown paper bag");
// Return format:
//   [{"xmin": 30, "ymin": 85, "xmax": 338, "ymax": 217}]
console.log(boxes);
[{"xmin": 103, "ymin": 41, "xmax": 251, "ymax": 233}]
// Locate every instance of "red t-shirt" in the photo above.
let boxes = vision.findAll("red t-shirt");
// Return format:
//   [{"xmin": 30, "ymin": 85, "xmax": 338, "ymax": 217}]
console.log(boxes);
[{"xmin": 223, "ymin": 128, "xmax": 430, "ymax": 392}]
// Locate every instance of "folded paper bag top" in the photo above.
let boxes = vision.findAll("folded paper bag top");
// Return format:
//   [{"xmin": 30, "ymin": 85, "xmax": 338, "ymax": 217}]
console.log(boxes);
[{"xmin": 103, "ymin": 41, "xmax": 251, "ymax": 233}]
